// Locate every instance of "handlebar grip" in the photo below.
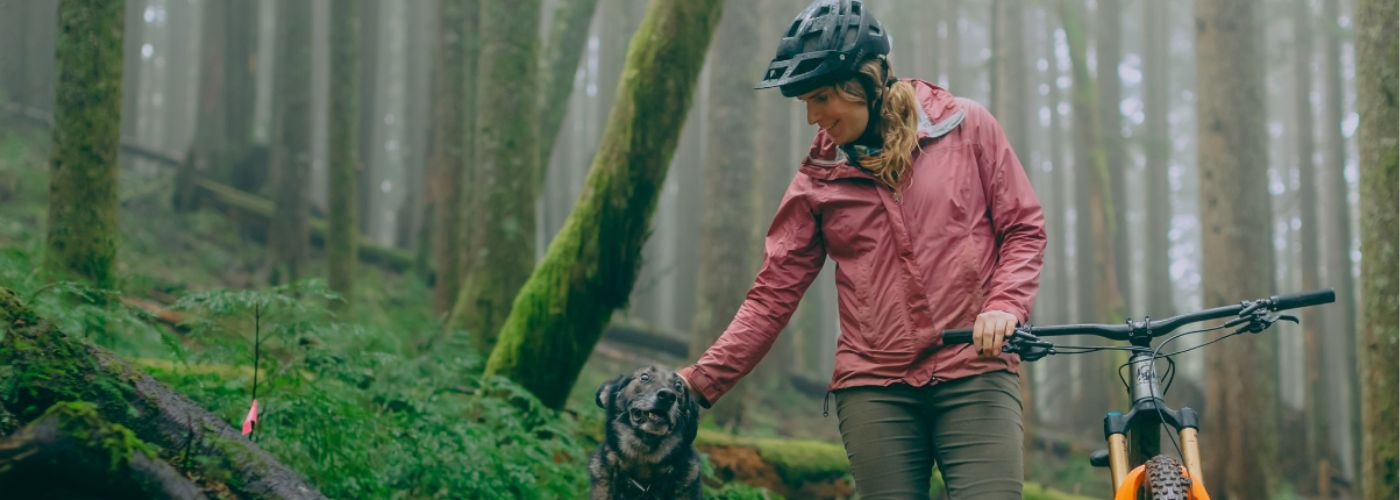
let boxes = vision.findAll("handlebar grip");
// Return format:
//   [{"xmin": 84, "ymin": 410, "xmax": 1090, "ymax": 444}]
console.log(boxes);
[
  {"xmin": 1272, "ymin": 288, "xmax": 1336, "ymax": 310},
  {"xmin": 942, "ymin": 329, "xmax": 974, "ymax": 344}
]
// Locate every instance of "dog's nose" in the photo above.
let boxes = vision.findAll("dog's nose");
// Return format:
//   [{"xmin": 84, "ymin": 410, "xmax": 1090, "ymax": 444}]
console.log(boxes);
[{"xmin": 656, "ymin": 389, "xmax": 676, "ymax": 404}]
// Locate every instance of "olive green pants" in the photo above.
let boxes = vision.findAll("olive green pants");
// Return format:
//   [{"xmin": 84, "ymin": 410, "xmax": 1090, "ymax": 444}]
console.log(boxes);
[{"xmin": 834, "ymin": 371, "xmax": 1024, "ymax": 499}]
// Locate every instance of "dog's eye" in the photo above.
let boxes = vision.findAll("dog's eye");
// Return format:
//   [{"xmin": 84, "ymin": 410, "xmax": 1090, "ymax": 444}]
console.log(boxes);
[{"xmin": 639, "ymin": 373, "xmax": 650, "ymax": 382}]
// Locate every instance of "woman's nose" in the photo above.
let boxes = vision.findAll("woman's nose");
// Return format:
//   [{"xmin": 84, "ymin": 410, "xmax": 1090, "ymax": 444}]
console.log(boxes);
[{"xmin": 806, "ymin": 102, "xmax": 820, "ymax": 125}]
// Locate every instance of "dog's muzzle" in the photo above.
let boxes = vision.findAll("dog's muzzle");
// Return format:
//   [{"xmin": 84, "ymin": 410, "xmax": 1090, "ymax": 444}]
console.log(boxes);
[{"xmin": 629, "ymin": 389, "xmax": 679, "ymax": 435}]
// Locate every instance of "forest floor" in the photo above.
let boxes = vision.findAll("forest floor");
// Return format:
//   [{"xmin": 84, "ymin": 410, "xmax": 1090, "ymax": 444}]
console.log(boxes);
[{"xmin": 0, "ymin": 125, "xmax": 1102, "ymax": 498}]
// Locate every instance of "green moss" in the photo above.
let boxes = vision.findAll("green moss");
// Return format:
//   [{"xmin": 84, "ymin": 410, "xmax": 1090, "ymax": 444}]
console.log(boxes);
[{"xmin": 44, "ymin": 401, "xmax": 157, "ymax": 471}]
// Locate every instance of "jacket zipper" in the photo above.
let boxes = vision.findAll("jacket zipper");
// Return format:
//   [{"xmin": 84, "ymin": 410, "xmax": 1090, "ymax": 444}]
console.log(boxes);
[{"xmin": 891, "ymin": 186, "xmax": 902, "ymax": 204}]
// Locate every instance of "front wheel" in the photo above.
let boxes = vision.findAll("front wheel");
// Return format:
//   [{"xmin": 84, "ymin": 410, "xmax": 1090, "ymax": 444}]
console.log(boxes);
[
  {"xmin": 1142, "ymin": 455, "xmax": 1193, "ymax": 499},
  {"xmin": 1114, "ymin": 455, "xmax": 1209, "ymax": 500}
]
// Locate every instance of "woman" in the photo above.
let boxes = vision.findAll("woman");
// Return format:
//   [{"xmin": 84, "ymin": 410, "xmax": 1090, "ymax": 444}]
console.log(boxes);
[{"xmin": 677, "ymin": 0, "xmax": 1046, "ymax": 498}]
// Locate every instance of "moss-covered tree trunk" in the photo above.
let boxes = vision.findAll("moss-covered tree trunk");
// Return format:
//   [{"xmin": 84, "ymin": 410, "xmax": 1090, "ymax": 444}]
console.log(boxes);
[
  {"xmin": 0, "ymin": 289, "xmax": 326, "ymax": 498},
  {"xmin": 266, "ymin": 1, "xmax": 312, "ymax": 284},
  {"xmin": 1195, "ymin": 0, "xmax": 1280, "ymax": 496},
  {"xmin": 484, "ymin": 0, "xmax": 724, "ymax": 409},
  {"xmin": 327, "ymin": 0, "xmax": 361, "ymax": 303},
  {"xmin": 1060, "ymin": 0, "xmax": 1127, "ymax": 447},
  {"xmin": 427, "ymin": 0, "xmax": 471, "ymax": 314},
  {"xmin": 447, "ymin": 0, "xmax": 542, "ymax": 352},
  {"xmin": 691, "ymin": 0, "xmax": 761, "ymax": 428},
  {"xmin": 1355, "ymin": 0, "xmax": 1398, "ymax": 497},
  {"xmin": 44, "ymin": 0, "xmax": 124, "ymax": 290}
]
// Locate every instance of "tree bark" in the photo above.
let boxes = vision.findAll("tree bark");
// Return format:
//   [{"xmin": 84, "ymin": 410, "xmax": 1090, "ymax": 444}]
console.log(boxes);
[
  {"xmin": 327, "ymin": 0, "xmax": 361, "ymax": 304},
  {"xmin": 428, "ymin": 0, "xmax": 471, "ymax": 314},
  {"xmin": 447, "ymin": 0, "xmax": 543, "ymax": 353},
  {"xmin": 44, "ymin": 0, "xmax": 124, "ymax": 290},
  {"xmin": 266, "ymin": 0, "xmax": 312, "ymax": 284},
  {"xmin": 1195, "ymin": 0, "xmax": 1280, "ymax": 496},
  {"xmin": 1355, "ymin": 0, "xmax": 1398, "ymax": 497},
  {"xmin": 483, "ymin": 0, "xmax": 724, "ymax": 409}
]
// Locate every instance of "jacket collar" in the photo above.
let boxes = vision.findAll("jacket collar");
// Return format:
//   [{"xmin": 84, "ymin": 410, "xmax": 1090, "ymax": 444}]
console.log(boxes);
[{"xmin": 799, "ymin": 79, "xmax": 965, "ymax": 182}]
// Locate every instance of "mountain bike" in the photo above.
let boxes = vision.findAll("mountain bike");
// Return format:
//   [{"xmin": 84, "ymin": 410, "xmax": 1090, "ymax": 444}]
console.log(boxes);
[{"xmin": 943, "ymin": 288, "xmax": 1336, "ymax": 499}]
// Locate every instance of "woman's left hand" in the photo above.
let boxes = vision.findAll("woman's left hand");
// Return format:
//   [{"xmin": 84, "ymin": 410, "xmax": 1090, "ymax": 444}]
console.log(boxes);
[{"xmin": 972, "ymin": 310, "xmax": 1018, "ymax": 358}]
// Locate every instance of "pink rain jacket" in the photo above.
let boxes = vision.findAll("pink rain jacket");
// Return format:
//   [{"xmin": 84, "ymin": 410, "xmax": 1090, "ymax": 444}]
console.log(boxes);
[{"xmin": 679, "ymin": 79, "xmax": 1046, "ymax": 407}]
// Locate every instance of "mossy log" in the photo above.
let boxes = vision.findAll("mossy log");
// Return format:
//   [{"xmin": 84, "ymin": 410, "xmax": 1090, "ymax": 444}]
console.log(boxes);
[
  {"xmin": 0, "ymin": 402, "xmax": 206, "ymax": 499},
  {"xmin": 0, "ymin": 288, "xmax": 326, "ymax": 499}
]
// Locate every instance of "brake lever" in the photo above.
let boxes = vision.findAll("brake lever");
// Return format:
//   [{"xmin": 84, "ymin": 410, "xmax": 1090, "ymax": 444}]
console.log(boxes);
[{"xmin": 1002, "ymin": 330, "xmax": 1055, "ymax": 361}]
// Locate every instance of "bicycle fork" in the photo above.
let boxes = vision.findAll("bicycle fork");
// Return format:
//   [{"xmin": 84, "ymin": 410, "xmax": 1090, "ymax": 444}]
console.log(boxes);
[{"xmin": 1098, "ymin": 352, "xmax": 1207, "ymax": 491}]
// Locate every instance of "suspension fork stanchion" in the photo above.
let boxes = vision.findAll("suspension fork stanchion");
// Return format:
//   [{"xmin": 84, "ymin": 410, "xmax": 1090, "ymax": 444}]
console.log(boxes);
[
  {"xmin": 1104, "ymin": 411, "xmax": 1133, "ymax": 490},
  {"xmin": 1107, "ymin": 431, "xmax": 1131, "ymax": 490},
  {"xmin": 1177, "ymin": 407, "xmax": 1205, "ymax": 486}
]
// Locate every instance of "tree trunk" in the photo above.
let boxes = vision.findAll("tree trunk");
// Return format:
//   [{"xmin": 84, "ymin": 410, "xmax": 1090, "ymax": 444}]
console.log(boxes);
[
  {"xmin": 537, "ymin": 0, "xmax": 603, "ymax": 168},
  {"xmin": 266, "ymin": 0, "xmax": 312, "ymax": 284},
  {"xmin": 483, "ymin": 0, "xmax": 724, "ymax": 409},
  {"xmin": 692, "ymin": 0, "xmax": 762, "ymax": 428},
  {"xmin": 221, "ymin": 3, "xmax": 258, "ymax": 188},
  {"xmin": 1141, "ymin": 0, "xmax": 1174, "ymax": 319},
  {"xmin": 1355, "ymin": 0, "xmax": 1398, "ymax": 497},
  {"xmin": 177, "ymin": 0, "xmax": 229, "ymax": 213},
  {"xmin": 0, "ymin": 289, "xmax": 326, "ymax": 498},
  {"xmin": 1289, "ymin": 0, "xmax": 1327, "ymax": 488},
  {"xmin": 1060, "ymin": 0, "xmax": 1125, "ymax": 441},
  {"xmin": 448, "ymin": 0, "xmax": 543, "ymax": 353},
  {"xmin": 991, "ymin": 0, "xmax": 1029, "ymax": 171},
  {"xmin": 327, "ymin": 0, "xmax": 361, "ymax": 303},
  {"xmin": 1195, "ymin": 0, "xmax": 1279, "ymax": 495},
  {"xmin": 44, "ymin": 0, "xmax": 124, "ymax": 290},
  {"xmin": 1319, "ymin": 0, "xmax": 1362, "ymax": 480},
  {"xmin": 428, "ymin": 0, "xmax": 471, "ymax": 314},
  {"xmin": 1095, "ymin": 0, "xmax": 1132, "ymax": 315}
]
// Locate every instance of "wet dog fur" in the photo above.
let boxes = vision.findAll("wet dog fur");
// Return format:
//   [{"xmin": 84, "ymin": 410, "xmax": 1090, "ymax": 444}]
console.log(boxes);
[{"xmin": 589, "ymin": 366, "xmax": 701, "ymax": 499}]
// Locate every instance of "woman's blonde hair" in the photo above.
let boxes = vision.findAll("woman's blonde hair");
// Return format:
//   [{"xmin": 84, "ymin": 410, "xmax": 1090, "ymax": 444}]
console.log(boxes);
[{"xmin": 830, "ymin": 58, "xmax": 919, "ymax": 190}]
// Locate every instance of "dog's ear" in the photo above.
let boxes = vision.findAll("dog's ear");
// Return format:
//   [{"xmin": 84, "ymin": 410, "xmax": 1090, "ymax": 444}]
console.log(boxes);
[{"xmin": 596, "ymin": 375, "xmax": 624, "ymax": 409}]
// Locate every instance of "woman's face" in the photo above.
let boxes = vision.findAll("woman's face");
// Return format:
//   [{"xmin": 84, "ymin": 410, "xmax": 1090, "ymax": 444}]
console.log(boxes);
[{"xmin": 798, "ymin": 86, "xmax": 869, "ymax": 145}]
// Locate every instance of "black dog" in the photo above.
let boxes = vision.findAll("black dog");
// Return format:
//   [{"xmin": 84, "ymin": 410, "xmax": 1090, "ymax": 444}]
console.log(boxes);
[{"xmin": 589, "ymin": 366, "xmax": 702, "ymax": 499}]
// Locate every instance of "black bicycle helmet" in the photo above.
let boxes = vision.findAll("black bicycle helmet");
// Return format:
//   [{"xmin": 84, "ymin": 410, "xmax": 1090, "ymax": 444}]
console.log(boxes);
[{"xmin": 755, "ymin": 0, "xmax": 892, "ymax": 98}]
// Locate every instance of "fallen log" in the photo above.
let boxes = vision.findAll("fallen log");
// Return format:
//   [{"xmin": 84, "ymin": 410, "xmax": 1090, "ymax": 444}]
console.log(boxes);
[
  {"xmin": 0, "ymin": 287, "xmax": 326, "ymax": 499},
  {"xmin": 0, "ymin": 402, "xmax": 206, "ymax": 499},
  {"xmin": 192, "ymin": 178, "xmax": 416, "ymax": 272}
]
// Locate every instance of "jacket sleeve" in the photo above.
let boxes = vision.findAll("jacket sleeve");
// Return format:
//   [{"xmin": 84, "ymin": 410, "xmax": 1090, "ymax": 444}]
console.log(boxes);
[
  {"xmin": 969, "ymin": 102, "xmax": 1047, "ymax": 324},
  {"xmin": 678, "ymin": 176, "xmax": 827, "ymax": 408}
]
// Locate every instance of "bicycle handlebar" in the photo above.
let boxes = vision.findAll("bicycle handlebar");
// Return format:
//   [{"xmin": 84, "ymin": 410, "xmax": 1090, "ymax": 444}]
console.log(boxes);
[{"xmin": 941, "ymin": 288, "xmax": 1335, "ymax": 345}]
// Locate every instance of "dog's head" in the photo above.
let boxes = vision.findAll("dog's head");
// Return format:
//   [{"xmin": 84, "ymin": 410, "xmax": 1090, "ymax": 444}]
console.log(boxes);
[{"xmin": 596, "ymin": 365, "xmax": 698, "ymax": 441}]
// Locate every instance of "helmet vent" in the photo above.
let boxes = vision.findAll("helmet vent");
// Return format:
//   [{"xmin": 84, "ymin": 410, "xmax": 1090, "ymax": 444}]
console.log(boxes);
[
  {"xmin": 792, "ymin": 58, "xmax": 823, "ymax": 77},
  {"xmin": 786, "ymin": 20, "xmax": 802, "ymax": 37},
  {"xmin": 815, "ymin": 5, "xmax": 830, "ymax": 16},
  {"xmin": 851, "ymin": 3, "xmax": 861, "ymax": 14}
]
